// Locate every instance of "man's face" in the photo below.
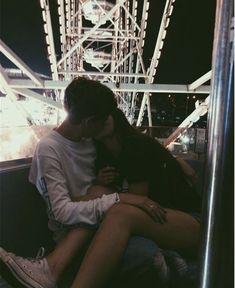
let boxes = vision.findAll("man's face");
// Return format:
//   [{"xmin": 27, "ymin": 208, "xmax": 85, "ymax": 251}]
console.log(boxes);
[
  {"xmin": 80, "ymin": 114, "xmax": 114, "ymax": 139},
  {"xmin": 80, "ymin": 115, "xmax": 108, "ymax": 138}
]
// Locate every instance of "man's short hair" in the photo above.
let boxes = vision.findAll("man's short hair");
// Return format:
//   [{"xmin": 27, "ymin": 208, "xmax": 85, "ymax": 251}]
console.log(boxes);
[{"xmin": 64, "ymin": 77, "xmax": 117, "ymax": 124}]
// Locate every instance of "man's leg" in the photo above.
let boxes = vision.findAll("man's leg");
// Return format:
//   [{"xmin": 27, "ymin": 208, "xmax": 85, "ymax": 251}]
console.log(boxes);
[
  {"xmin": 71, "ymin": 204, "xmax": 200, "ymax": 288},
  {"xmin": 0, "ymin": 227, "xmax": 95, "ymax": 288},
  {"xmin": 47, "ymin": 227, "xmax": 95, "ymax": 281}
]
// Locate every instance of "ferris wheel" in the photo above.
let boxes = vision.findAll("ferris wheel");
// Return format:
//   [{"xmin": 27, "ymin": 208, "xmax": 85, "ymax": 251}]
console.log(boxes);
[
  {"xmin": 0, "ymin": 0, "xmax": 211, "ymax": 144},
  {"xmin": 40, "ymin": 0, "xmax": 177, "ymax": 126}
]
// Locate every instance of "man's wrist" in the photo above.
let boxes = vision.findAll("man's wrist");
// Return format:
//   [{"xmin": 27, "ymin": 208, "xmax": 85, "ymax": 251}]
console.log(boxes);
[{"xmin": 115, "ymin": 192, "xmax": 120, "ymax": 204}]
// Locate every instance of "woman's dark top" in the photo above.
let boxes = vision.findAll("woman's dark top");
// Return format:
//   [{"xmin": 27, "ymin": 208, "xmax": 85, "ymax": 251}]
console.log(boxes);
[{"xmin": 95, "ymin": 134, "xmax": 201, "ymax": 213}]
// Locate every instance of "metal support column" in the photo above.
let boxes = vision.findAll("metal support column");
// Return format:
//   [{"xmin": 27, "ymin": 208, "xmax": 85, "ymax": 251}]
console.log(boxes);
[{"xmin": 198, "ymin": 0, "xmax": 234, "ymax": 286}]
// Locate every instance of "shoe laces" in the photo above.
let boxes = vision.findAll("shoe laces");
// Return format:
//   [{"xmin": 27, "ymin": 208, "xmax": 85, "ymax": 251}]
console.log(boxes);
[
  {"xmin": 24, "ymin": 247, "xmax": 46, "ymax": 264},
  {"xmin": 35, "ymin": 247, "xmax": 45, "ymax": 259}
]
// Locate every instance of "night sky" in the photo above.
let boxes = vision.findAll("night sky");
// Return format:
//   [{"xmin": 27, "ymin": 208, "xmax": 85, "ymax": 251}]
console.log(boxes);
[{"xmin": 1, "ymin": 0, "xmax": 216, "ymax": 126}]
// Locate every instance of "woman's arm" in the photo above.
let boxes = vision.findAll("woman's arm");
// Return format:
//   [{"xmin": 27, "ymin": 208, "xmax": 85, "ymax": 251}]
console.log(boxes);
[
  {"xmin": 94, "ymin": 166, "xmax": 119, "ymax": 186},
  {"xmin": 175, "ymin": 157, "xmax": 198, "ymax": 185},
  {"xmin": 127, "ymin": 181, "xmax": 149, "ymax": 196}
]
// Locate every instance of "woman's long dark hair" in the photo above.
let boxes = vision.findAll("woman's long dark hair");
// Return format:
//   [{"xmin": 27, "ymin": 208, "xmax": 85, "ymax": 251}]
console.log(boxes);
[
  {"xmin": 111, "ymin": 107, "xmax": 193, "ymax": 184},
  {"xmin": 111, "ymin": 108, "xmax": 142, "ymax": 139}
]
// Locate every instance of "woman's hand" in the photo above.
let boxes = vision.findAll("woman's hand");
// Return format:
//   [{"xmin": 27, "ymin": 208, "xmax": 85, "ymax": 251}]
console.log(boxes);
[
  {"xmin": 119, "ymin": 193, "xmax": 167, "ymax": 223},
  {"xmin": 136, "ymin": 198, "xmax": 167, "ymax": 224},
  {"xmin": 95, "ymin": 166, "xmax": 119, "ymax": 186}
]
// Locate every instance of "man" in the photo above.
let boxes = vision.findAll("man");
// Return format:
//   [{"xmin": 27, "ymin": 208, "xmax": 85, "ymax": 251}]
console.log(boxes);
[{"xmin": 0, "ymin": 77, "xmax": 161, "ymax": 288}]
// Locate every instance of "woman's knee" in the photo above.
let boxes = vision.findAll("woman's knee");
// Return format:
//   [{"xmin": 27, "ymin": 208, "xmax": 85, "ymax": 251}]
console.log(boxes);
[{"xmin": 104, "ymin": 203, "xmax": 139, "ymax": 226}]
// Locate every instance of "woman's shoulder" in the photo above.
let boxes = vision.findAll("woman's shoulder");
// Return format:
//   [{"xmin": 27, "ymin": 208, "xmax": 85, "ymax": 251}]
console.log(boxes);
[
  {"xmin": 122, "ymin": 134, "xmax": 165, "ymax": 162},
  {"xmin": 125, "ymin": 133, "xmax": 164, "ymax": 150}
]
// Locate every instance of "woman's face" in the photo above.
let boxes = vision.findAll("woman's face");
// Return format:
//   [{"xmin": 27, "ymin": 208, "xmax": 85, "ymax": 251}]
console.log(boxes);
[{"xmin": 81, "ymin": 115, "xmax": 114, "ymax": 139}]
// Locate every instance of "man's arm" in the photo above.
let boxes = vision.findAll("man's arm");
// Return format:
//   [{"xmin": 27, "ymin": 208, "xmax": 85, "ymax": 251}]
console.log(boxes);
[
  {"xmin": 73, "ymin": 185, "xmax": 115, "ymax": 202},
  {"xmin": 34, "ymin": 155, "xmax": 119, "ymax": 226}
]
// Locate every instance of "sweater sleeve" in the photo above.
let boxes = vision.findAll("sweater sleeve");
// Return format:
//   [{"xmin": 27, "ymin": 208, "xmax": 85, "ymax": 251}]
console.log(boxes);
[{"xmin": 30, "ymin": 153, "xmax": 117, "ymax": 226}]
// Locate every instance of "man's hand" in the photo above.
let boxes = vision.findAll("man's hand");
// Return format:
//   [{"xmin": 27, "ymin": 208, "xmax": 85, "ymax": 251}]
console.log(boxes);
[
  {"xmin": 73, "ymin": 185, "xmax": 115, "ymax": 202},
  {"xmin": 73, "ymin": 194, "xmax": 101, "ymax": 202}
]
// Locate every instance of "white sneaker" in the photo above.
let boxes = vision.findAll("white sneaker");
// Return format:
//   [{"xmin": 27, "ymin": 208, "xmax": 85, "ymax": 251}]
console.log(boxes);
[{"xmin": 0, "ymin": 247, "xmax": 57, "ymax": 288}]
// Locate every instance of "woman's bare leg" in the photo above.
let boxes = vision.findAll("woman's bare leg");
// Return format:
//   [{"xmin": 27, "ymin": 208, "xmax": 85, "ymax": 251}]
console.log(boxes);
[
  {"xmin": 46, "ymin": 228, "xmax": 95, "ymax": 281},
  {"xmin": 71, "ymin": 204, "xmax": 200, "ymax": 288}
]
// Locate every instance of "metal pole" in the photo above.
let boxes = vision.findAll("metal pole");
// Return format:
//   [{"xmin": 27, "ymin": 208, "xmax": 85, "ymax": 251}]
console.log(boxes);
[{"xmin": 198, "ymin": 0, "xmax": 234, "ymax": 286}]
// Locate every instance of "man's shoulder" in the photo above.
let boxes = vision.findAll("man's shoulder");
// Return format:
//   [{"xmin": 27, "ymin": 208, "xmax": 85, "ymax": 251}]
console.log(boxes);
[{"xmin": 36, "ymin": 130, "xmax": 60, "ymax": 153}]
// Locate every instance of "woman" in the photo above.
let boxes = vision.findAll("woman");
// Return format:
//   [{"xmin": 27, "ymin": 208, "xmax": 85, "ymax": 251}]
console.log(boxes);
[
  {"xmin": 65, "ymin": 78, "xmax": 201, "ymax": 288},
  {"xmin": 94, "ymin": 108, "xmax": 201, "ymax": 217}
]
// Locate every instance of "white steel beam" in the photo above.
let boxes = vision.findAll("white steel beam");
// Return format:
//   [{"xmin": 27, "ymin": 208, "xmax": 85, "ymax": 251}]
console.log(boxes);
[
  {"xmin": 110, "ymin": 4, "xmax": 119, "ymax": 75},
  {"xmin": 120, "ymin": 1, "xmax": 141, "ymax": 32},
  {"xmin": 130, "ymin": 0, "xmax": 149, "ymax": 124},
  {"xmin": 58, "ymin": 0, "xmax": 66, "ymax": 47},
  {"xmin": 58, "ymin": 71, "xmax": 146, "ymax": 78},
  {"xmin": 41, "ymin": 0, "xmax": 58, "ymax": 80},
  {"xmin": 137, "ymin": 0, "xmax": 176, "ymax": 126},
  {"xmin": 0, "ymin": 65, "xmax": 19, "ymax": 101},
  {"xmin": 136, "ymin": 92, "xmax": 149, "ymax": 126},
  {"xmin": 112, "ymin": 50, "xmax": 135, "ymax": 72},
  {"xmin": 4, "ymin": 68, "xmax": 50, "ymax": 80},
  {"xmin": 189, "ymin": 70, "xmax": 212, "ymax": 90},
  {"xmin": 8, "ymin": 79, "xmax": 210, "ymax": 93},
  {"xmin": 0, "ymin": 40, "xmax": 43, "ymax": 87},
  {"xmin": 147, "ymin": 0, "xmax": 176, "ymax": 81},
  {"xmin": 12, "ymin": 88, "xmax": 63, "ymax": 109},
  {"xmin": 82, "ymin": 35, "xmax": 140, "ymax": 41},
  {"xmin": 0, "ymin": 65, "xmax": 35, "ymax": 124},
  {"xmin": 164, "ymin": 96, "xmax": 210, "ymax": 147}
]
